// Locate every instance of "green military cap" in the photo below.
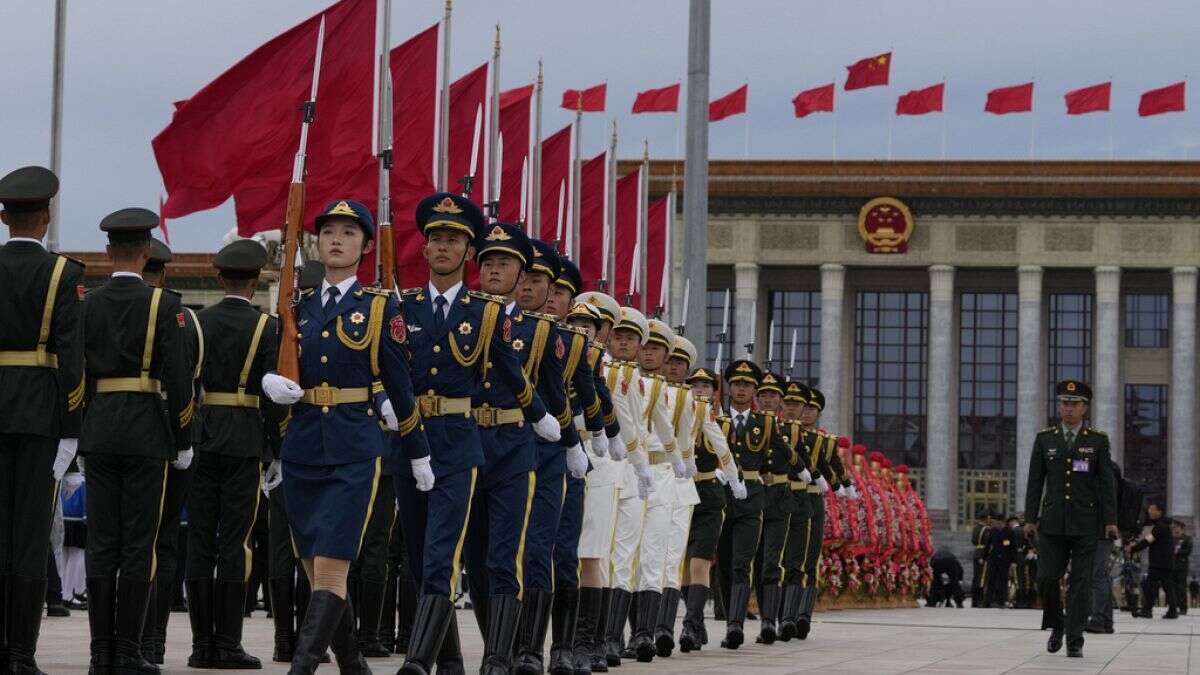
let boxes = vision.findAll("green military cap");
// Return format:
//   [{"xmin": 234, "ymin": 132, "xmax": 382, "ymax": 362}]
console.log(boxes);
[
  {"xmin": 784, "ymin": 379, "xmax": 811, "ymax": 404},
  {"xmin": 298, "ymin": 260, "xmax": 325, "ymax": 291},
  {"xmin": 687, "ymin": 367, "xmax": 717, "ymax": 385},
  {"xmin": 0, "ymin": 166, "xmax": 58, "ymax": 213},
  {"xmin": 757, "ymin": 371, "xmax": 785, "ymax": 396},
  {"xmin": 100, "ymin": 207, "xmax": 158, "ymax": 244},
  {"xmin": 214, "ymin": 239, "xmax": 268, "ymax": 280},
  {"xmin": 1055, "ymin": 379, "xmax": 1091, "ymax": 403},
  {"xmin": 146, "ymin": 238, "xmax": 173, "ymax": 269},
  {"xmin": 807, "ymin": 386, "xmax": 826, "ymax": 411},
  {"xmin": 724, "ymin": 359, "xmax": 762, "ymax": 387}
]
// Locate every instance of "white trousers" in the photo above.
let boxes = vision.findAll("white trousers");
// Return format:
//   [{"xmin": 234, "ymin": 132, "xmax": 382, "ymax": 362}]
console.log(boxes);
[
  {"xmin": 662, "ymin": 503, "xmax": 694, "ymax": 590},
  {"xmin": 633, "ymin": 464, "xmax": 678, "ymax": 592},
  {"xmin": 610, "ymin": 494, "xmax": 646, "ymax": 592}
]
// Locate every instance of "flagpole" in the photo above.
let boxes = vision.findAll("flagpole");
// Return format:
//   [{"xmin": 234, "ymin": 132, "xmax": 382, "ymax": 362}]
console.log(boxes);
[
  {"xmin": 832, "ymin": 76, "xmax": 839, "ymax": 161},
  {"xmin": 437, "ymin": 0, "xmax": 452, "ymax": 190},
  {"xmin": 742, "ymin": 80, "xmax": 750, "ymax": 160},
  {"xmin": 940, "ymin": 76, "xmax": 947, "ymax": 160},
  {"xmin": 571, "ymin": 103, "xmax": 582, "ymax": 261},
  {"xmin": 531, "ymin": 61, "xmax": 543, "ymax": 234},
  {"xmin": 606, "ymin": 120, "xmax": 618, "ymax": 286},
  {"xmin": 639, "ymin": 140, "xmax": 649, "ymax": 313},
  {"xmin": 48, "ymin": 0, "xmax": 66, "ymax": 250},
  {"xmin": 488, "ymin": 25, "xmax": 500, "ymax": 205}
]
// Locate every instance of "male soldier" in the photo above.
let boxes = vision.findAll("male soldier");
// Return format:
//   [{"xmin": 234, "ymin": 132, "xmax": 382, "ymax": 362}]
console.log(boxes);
[
  {"xmin": 1024, "ymin": 380, "xmax": 1118, "ymax": 658},
  {"xmin": 971, "ymin": 512, "xmax": 994, "ymax": 607},
  {"xmin": 677, "ymin": 367, "xmax": 746, "ymax": 653},
  {"xmin": 0, "ymin": 166, "xmax": 84, "ymax": 674},
  {"xmin": 751, "ymin": 371, "xmax": 796, "ymax": 645},
  {"xmin": 183, "ymin": 239, "xmax": 282, "ymax": 669},
  {"xmin": 1172, "ymin": 519, "xmax": 1191, "ymax": 615},
  {"xmin": 140, "ymin": 238, "xmax": 202, "ymax": 667},
  {"xmin": 983, "ymin": 514, "xmax": 1015, "ymax": 608},
  {"xmin": 1127, "ymin": 502, "xmax": 1178, "ymax": 619},
  {"xmin": 778, "ymin": 380, "xmax": 815, "ymax": 641},
  {"xmin": 395, "ymin": 194, "xmax": 557, "ymax": 675},
  {"xmin": 83, "ymin": 208, "xmax": 194, "ymax": 674},
  {"xmin": 1008, "ymin": 515, "xmax": 1033, "ymax": 609},
  {"xmin": 466, "ymin": 226, "xmax": 577, "ymax": 675}
]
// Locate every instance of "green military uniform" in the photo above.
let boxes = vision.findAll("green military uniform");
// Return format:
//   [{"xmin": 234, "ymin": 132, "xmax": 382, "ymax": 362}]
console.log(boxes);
[
  {"xmin": 970, "ymin": 519, "xmax": 990, "ymax": 606},
  {"xmin": 184, "ymin": 239, "xmax": 281, "ymax": 669},
  {"xmin": 1025, "ymin": 380, "xmax": 1116, "ymax": 657},
  {"xmin": 777, "ymin": 381, "xmax": 814, "ymax": 642},
  {"xmin": 795, "ymin": 387, "xmax": 838, "ymax": 638},
  {"xmin": 1173, "ymin": 527, "xmax": 1192, "ymax": 615},
  {"xmin": 83, "ymin": 207, "xmax": 193, "ymax": 674},
  {"xmin": 0, "ymin": 166, "xmax": 85, "ymax": 674}
]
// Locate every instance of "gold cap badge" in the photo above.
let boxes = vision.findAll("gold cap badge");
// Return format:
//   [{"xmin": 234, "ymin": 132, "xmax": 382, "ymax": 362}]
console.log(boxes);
[
  {"xmin": 329, "ymin": 200, "xmax": 356, "ymax": 217},
  {"xmin": 432, "ymin": 196, "xmax": 463, "ymax": 214},
  {"xmin": 485, "ymin": 225, "xmax": 511, "ymax": 241}
]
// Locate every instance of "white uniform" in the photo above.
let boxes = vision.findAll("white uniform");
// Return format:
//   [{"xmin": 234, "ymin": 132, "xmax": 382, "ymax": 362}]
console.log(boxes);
[
  {"xmin": 631, "ymin": 373, "xmax": 686, "ymax": 593},
  {"xmin": 661, "ymin": 383, "xmax": 702, "ymax": 591},
  {"xmin": 608, "ymin": 363, "xmax": 658, "ymax": 592}
]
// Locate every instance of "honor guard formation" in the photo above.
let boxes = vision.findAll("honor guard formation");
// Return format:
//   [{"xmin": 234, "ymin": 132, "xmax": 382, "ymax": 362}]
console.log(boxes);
[{"xmin": 12, "ymin": 161, "xmax": 1154, "ymax": 675}]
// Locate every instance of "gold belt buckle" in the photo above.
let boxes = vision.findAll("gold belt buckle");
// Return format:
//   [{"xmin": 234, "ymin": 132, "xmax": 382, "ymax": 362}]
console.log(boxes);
[
  {"xmin": 476, "ymin": 405, "xmax": 496, "ymax": 427},
  {"xmin": 418, "ymin": 394, "xmax": 438, "ymax": 417},
  {"xmin": 312, "ymin": 385, "xmax": 335, "ymax": 406}
]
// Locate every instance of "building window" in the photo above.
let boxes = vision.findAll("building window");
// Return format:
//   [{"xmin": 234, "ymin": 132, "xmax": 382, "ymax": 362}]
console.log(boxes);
[
  {"xmin": 766, "ymin": 290, "xmax": 821, "ymax": 383},
  {"xmin": 1124, "ymin": 293, "xmax": 1169, "ymax": 348},
  {"xmin": 854, "ymin": 291, "xmax": 928, "ymax": 467},
  {"xmin": 705, "ymin": 289, "xmax": 735, "ymax": 370},
  {"xmin": 958, "ymin": 292, "xmax": 1018, "ymax": 470},
  {"xmin": 1047, "ymin": 293, "xmax": 1092, "ymax": 424},
  {"xmin": 1125, "ymin": 384, "xmax": 1167, "ymax": 508}
]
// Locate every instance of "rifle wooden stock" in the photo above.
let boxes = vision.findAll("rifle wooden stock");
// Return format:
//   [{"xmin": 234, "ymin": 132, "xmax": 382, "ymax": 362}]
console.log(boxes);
[
  {"xmin": 378, "ymin": 222, "xmax": 395, "ymax": 290},
  {"xmin": 276, "ymin": 180, "xmax": 305, "ymax": 382}
]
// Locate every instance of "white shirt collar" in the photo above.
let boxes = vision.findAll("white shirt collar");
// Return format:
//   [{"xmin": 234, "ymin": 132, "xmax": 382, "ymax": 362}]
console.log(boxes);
[
  {"xmin": 7, "ymin": 237, "xmax": 45, "ymax": 249},
  {"xmin": 111, "ymin": 271, "xmax": 143, "ymax": 280},
  {"xmin": 427, "ymin": 280, "xmax": 463, "ymax": 312},
  {"xmin": 320, "ymin": 276, "xmax": 358, "ymax": 301},
  {"xmin": 1061, "ymin": 422, "xmax": 1083, "ymax": 436},
  {"xmin": 505, "ymin": 301, "xmax": 517, "ymax": 316},
  {"xmin": 223, "ymin": 295, "xmax": 253, "ymax": 304},
  {"xmin": 731, "ymin": 405, "xmax": 751, "ymax": 421}
]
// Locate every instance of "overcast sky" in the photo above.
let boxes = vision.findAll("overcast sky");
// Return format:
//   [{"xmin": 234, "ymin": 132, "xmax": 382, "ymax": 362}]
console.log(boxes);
[{"xmin": 3, "ymin": 1, "xmax": 1198, "ymax": 251}]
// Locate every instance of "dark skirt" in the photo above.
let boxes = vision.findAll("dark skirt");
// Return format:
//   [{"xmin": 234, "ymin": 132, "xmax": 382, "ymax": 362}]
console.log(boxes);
[
  {"xmin": 282, "ymin": 457, "xmax": 382, "ymax": 561},
  {"xmin": 686, "ymin": 479, "xmax": 727, "ymax": 561}
]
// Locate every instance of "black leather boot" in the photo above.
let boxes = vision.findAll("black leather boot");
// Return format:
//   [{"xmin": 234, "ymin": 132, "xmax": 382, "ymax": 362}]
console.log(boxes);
[
  {"xmin": 288, "ymin": 590, "xmax": 346, "ymax": 675},
  {"xmin": 590, "ymin": 588, "xmax": 610, "ymax": 672},
  {"xmin": 87, "ymin": 577, "xmax": 117, "ymax": 675},
  {"xmin": 212, "ymin": 579, "xmax": 262, "ymax": 668},
  {"xmin": 329, "ymin": 596, "xmax": 371, "ymax": 674},
  {"xmin": 356, "ymin": 581, "xmax": 390, "ymax": 657},
  {"xmin": 653, "ymin": 587, "xmax": 680, "ymax": 658},
  {"xmin": 113, "ymin": 577, "xmax": 158, "ymax": 673},
  {"xmin": 379, "ymin": 573, "xmax": 397, "ymax": 653},
  {"xmin": 778, "ymin": 585, "xmax": 801, "ymax": 642},
  {"xmin": 185, "ymin": 578, "xmax": 215, "ymax": 668},
  {"xmin": 631, "ymin": 590, "xmax": 660, "ymax": 663},
  {"xmin": 678, "ymin": 584, "xmax": 707, "ymax": 653},
  {"xmin": 513, "ymin": 589, "xmax": 551, "ymax": 675},
  {"xmin": 269, "ymin": 577, "xmax": 296, "ymax": 663},
  {"xmin": 432, "ymin": 610, "xmax": 464, "ymax": 675},
  {"xmin": 469, "ymin": 593, "xmax": 489, "ymax": 643},
  {"xmin": 797, "ymin": 587, "xmax": 816, "ymax": 640},
  {"xmin": 294, "ymin": 578, "xmax": 332, "ymax": 665},
  {"xmin": 602, "ymin": 589, "xmax": 631, "ymax": 667},
  {"xmin": 572, "ymin": 587, "xmax": 601, "ymax": 675},
  {"xmin": 621, "ymin": 593, "xmax": 637, "ymax": 659},
  {"xmin": 397, "ymin": 594, "xmax": 453, "ymax": 675},
  {"xmin": 721, "ymin": 584, "xmax": 749, "ymax": 650},
  {"xmin": 549, "ymin": 587, "xmax": 578, "ymax": 675},
  {"xmin": 139, "ymin": 581, "xmax": 164, "ymax": 666},
  {"xmin": 481, "ymin": 594, "xmax": 521, "ymax": 675},
  {"xmin": 756, "ymin": 585, "xmax": 781, "ymax": 645},
  {"xmin": 0, "ymin": 574, "xmax": 8, "ymax": 673},
  {"xmin": 7, "ymin": 575, "xmax": 48, "ymax": 674},
  {"xmin": 395, "ymin": 574, "xmax": 416, "ymax": 655}
]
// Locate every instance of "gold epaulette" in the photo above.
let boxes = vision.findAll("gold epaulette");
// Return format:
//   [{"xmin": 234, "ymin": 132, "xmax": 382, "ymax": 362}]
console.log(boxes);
[
  {"xmin": 467, "ymin": 289, "xmax": 507, "ymax": 304},
  {"xmin": 52, "ymin": 252, "xmax": 86, "ymax": 269},
  {"xmin": 360, "ymin": 286, "xmax": 392, "ymax": 297},
  {"xmin": 299, "ymin": 288, "xmax": 315, "ymax": 299},
  {"xmin": 670, "ymin": 382, "xmax": 692, "ymax": 391},
  {"xmin": 400, "ymin": 287, "xmax": 423, "ymax": 296},
  {"xmin": 522, "ymin": 310, "xmax": 558, "ymax": 322},
  {"xmin": 558, "ymin": 323, "xmax": 587, "ymax": 336},
  {"xmin": 1085, "ymin": 428, "xmax": 1107, "ymax": 436}
]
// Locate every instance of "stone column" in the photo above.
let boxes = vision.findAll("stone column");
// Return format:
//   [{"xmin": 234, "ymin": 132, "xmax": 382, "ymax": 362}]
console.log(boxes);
[
  {"xmin": 1015, "ymin": 266, "xmax": 1044, "ymax": 512},
  {"xmin": 734, "ymin": 262, "xmax": 759, "ymax": 360},
  {"xmin": 926, "ymin": 265, "xmax": 954, "ymax": 524},
  {"xmin": 819, "ymin": 264, "xmax": 845, "ymax": 433},
  {"xmin": 1092, "ymin": 266, "xmax": 1122, "ymax": 463},
  {"xmin": 1170, "ymin": 267, "xmax": 1197, "ymax": 525}
]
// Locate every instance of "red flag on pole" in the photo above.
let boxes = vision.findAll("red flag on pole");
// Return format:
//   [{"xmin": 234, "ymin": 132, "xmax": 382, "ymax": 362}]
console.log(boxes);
[
  {"xmin": 1064, "ymin": 82, "xmax": 1111, "ymax": 115},
  {"xmin": 538, "ymin": 125, "xmax": 572, "ymax": 243},
  {"xmin": 448, "ymin": 63, "xmax": 490, "ymax": 205},
  {"xmin": 632, "ymin": 84, "xmax": 681, "ymax": 113},
  {"xmin": 612, "ymin": 167, "xmax": 641, "ymax": 304},
  {"xmin": 709, "ymin": 85, "xmax": 747, "ymax": 122},
  {"xmin": 844, "ymin": 52, "xmax": 891, "ymax": 91},
  {"xmin": 1139, "ymin": 82, "xmax": 1185, "ymax": 117},
  {"xmin": 561, "ymin": 84, "xmax": 606, "ymax": 112},
  {"xmin": 158, "ymin": 196, "xmax": 170, "ymax": 245},
  {"xmin": 644, "ymin": 196, "xmax": 668, "ymax": 314},
  {"xmin": 793, "ymin": 83, "xmax": 834, "ymax": 118},
  {"xmin": 498, "ymin": 84, "xmax": 533, "ymax": 222},
  {"xmin": 154, "ymin": 0, "xmax": 375, "ymax": 232},
  {"xmin": 577, "ymin": 152, "xmax": 608, "ymax": 289},
  {"xmin": 895, "ymin": 83, "xmax": 944, "ymax": 116},
  {"xmin": 985, "ymin": 82, "xmax": 1034, "ymax": 114}
]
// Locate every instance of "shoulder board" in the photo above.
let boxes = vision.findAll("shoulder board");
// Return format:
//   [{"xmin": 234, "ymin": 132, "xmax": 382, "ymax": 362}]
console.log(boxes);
[
  {"xmin": 161, "ymin": 288, "xmax": 182, "ymax": 298},
  {"xmin": 1037, "ymin": 427, "xmax": 1056, "ymax": 435},
  {"xmin": 360, "ymin": 286, "xmax": 392, "ymax": 297},
  {"xmin": 1084, "ymin": 428, "xmax": 1107, "ymax": 437},
  {"xmin": 52, "ymin": 252, "xmax": 86, "ymax": 269},
  {"xmin": 299, "ymin": 288, "xmax": 316, "ymax": 299},
  {"xmin": 647, "ymin": 373, "xmax": 664, "ymax": 381},
  {"xmin": 467, "ymin": 289, "xmax": 507, "ymax": 304},
  {"xmin": 672, "ymin": 382, "xmax": 692, "ymax": 391},
  {"xmin": 400, "ymin": 287, "xmax": 422, "ymax": 296},
  {"xmin": 716, "ymin": 415, "xmax": 730, "ymax": 423},
  {"xmin": 523, "ymin": 310, "xmax": 559, "ymax": 323},
  {"xmin": 558, "ymin": 324, "xmax": 587, "ymax": 336}
]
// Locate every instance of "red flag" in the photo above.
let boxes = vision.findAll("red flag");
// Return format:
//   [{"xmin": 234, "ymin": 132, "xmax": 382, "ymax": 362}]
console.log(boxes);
[
  {"xmin": 1064, "ymin": 82, "xmax": 1111, "ymax": 115},
  {"xmin": 844, "ymin": 52, "xmax": 891, "ymax": 91},
  {"xmin": 577, "ymin": 152, "xmax": 608, "ymax": 289},
  {"xmin": 157, "ymin": 196, "xmax": 170, "ymax": 245},
  {"xmin": 895, "ymin": 83, "xmax": 944, "ymax": 116},
  {"xmin": 632, "ymin": 84, "xmax": 680, "ymax": 113},
  {"xmin": 498, "ymin": 84, "xmax": 533, "ymax": 223},
  {"xmin": 793, "ymin": 83, "xmax": 834, "ymax": 118},
  {"xmin": 612, "ymin": 168, "xmax": 641, "ymax": 304},
  {"xmin": 1139, "ymin": 82, "xmax": 1185, "ymax": 117},
  {"xmin": 985, "ymin": 82, "xmax": 1033, "ymax": 114},
  {"xmin": 644, "ymin": 196, "xmax": 669, "ymax": 313},
  {"xmin": 448, "ymin": 63, "xmax": 490, "ymax": 205},
  {"xmin": 709, "ymin": 85, "xmax": 747, "ymax": 122},
  {"xmin": 154, "ymin": 0, "xmax": 375, "ymax": 231},
  {"xmin": 561, "ymin": 83, "xmax": 606, "ymax": 112},
  {"xmin": 538, "ymin": 125, "xmax": 572, "ymax": 243}
]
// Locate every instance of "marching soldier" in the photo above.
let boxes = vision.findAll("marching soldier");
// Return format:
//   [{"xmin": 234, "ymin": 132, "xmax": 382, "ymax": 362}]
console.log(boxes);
[
  {"xmin": 791, "ymin": 386, "xmax": 838, "ymax": 640},
  {"xmin": 393, "ymin": 194, "xmax": 555, "ymax": 675},
  {"xmin": 751, "ymin": 371, "xmax": 796, "ymax": 645},
  {"xmin": 970, "ymin": 513, "xmax": 993, "ymax": 607},
  {"xmin": 1024, "ymin": 380, "xmax": 1118, "ymax": 659},
  {"xmin": 777, "ymin": 380, "xmax": 813, "ymax": 641},
  {"xmin": 0, "ymin": 166, "xmax": 84, "ymax": 675},
  {"xmin": 83, "ymin": 208, "xmax": 194, "ymax": 674},
  {"xmin": 139, "ymin": 238, "xmax": 202, "ymax": 667},
  {"xmin": 183, "ymin": 238, "xmax": 282, "ymax": 669}
]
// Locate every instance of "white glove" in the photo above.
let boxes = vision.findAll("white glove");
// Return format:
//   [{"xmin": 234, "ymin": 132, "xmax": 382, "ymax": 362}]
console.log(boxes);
[
  {"xmin": 411, "ymin": 456, "xmax": 435, "ymax": 492},
  {"xmin": 262, "ymin": 373, "xmax": 303, "ymax": 404},
  {"xmin": 533, "ymin": 413, "xmax": 562, "ymax": 442},
  {"xmin": 172, "ymin": 447, "xmax": 194, "ymax": 470},
  {"xmin": 590, "ymin": 433, "xmax": 608, "ymax": 457},
  {"xmin": 848, "ymin": 485, "xmax": 860, "ymax": 500},
  {"xmin": 636, "ymin": 467, "xmax": 655, "ymax": 500},
  {"xmin": 76, "ymin": 455, "xmax": 85, "ymax": 476},
  {"xmin": 53, "ymin": 438, "xmax": 78, "ymax": 481},
  {"xmin": 799, "ymin": 468, "xmax": 812, "ymax": 483},
  {"xmin": 714, "ymin": 468, "xmax": 729, "ymax": 485},
  {"xmin": 607, "ymin": 436, "xmax": 627, "ymax": 461},
  {"xmin": 817, "ymin": 476, "xmax": 830, "ymax": 493},
  {"xmin": 380, "ymin": 399, "xmax": 399, "ymax": 431},
  {"xmin": 262, "ymin": 460, "xmax": 283, "ymax": 495},
  {"xmin": 566, "ymin": 444, "xmax": 588, "ymax": 479},
  {"xmin": 836, "ymin": 486, "xmax": 848, "ymax": 497},
  {"xmin": 672, "ymin": 459, "xmax": 687, "ymax": 479},
  {"xmin": 62, "ymin": 472, "xmax": 85, "ymax": 499},
  {"xmin": 686, "ymin": 457, "xmax": 699, "ymax": 478},
  {"xmin": 731, "ymin": 479, "xmax": 748, "ymax": 500}
]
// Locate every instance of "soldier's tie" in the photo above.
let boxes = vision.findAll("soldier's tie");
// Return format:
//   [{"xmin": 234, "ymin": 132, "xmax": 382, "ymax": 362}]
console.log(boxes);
[
  {"xmin": 1064, "ymin": 430, "xmax": 1075, "ymax": 449},
  {"xmin": 324, "ymin": 286, "xmax": 340, "ymax": 319},
  {"xmin": 433, "ymin": 295, "xmax": 447, "ymax": 334}
]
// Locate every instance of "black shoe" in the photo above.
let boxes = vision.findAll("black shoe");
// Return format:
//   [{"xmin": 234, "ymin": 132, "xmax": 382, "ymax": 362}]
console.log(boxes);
[
  {"xmin": 9, "ymin": 576, "xmax": 49, "ymax": 674},
  {"xmin": 1084, "ymin": 622, "xmax": 1105, "ymax": 634},
  {"xmin": 213, "ymin": 579, "xmax": 263, "ymax": 669},
  {"xmin": 653, "ymin": 587, "xmax": 680, "ymax": 658},
  {"xmin": 572, "ymin": 587, "xmax": 601, "ymax": 675},
  {"xmin": 185, "ymin": 578, "xmax": 215, "ymax": 668},
  {"xmin": 45, "ymin": 602, "xmax": 70, "ymax": 618},
  {"xmin": 398, "ymin": 594, "xmax": 453, "ymax": 675},
  {"xmin": 480, "ymin": 595, "xmax": 521, "ymax": 675},
  {"xmin": 1046, "ymin": 627, "xmax": 1063, "ymax": 654},
  {"xmin": 113, "ymin": 578, "xmax": 158, "ymax": 673},
  {"xmin": 1164, "ymin": 610, "xmax": 1180, "ymax": 619},
  {"xmin": 602, "ymin": 589, "xmax": 630, "ymax": 667},
  {"xmin": 678, "ymin": 584, "xmax": 707, "ymax": 654},
  {"xmin": 86, "ymin": 577, "xmax": 116, "ymax": 675},
  {"xmin": 549, "ymin": 587, "xmax": 579, "ymax": 675},
  {"xmin": 355, "ymin": 580, "xmax": 390, "ymax": 657},
  {"xmin": 328, "ymin": 595, "xmax": 370, "ymax": 674},
  {"xmin": 756, "ymin": 585, "xmax": 781, "ymax": 645},
  {"xmin": 721, "ymin": 584, "xmax": 749, "ymax": 650},
  {"xmin": 289, "ymin": 590, "xmax": 347, "ymax": 675},
  {"xmin": 630, "ymin": 590, "xmax": 660, "ymax": 663},
  {"xmin": 778, "ymin": 585, "xmax": 800, "ymax": 642},
  {"xmin": 269, "ymin": 577, "xmax": 296, "ymax": 663},
  {"xmin": 797, "ymin": 587, "xmax": 817, "ymax": 640},
  {"xmin": 1066, "ymin": 637, "xmax": 1083, "ymax": 658}
]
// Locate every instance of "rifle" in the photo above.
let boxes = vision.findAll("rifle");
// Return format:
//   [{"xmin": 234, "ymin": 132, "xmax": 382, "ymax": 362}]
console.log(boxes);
[
  {"xmin": 276, "ymin": 17, "xmax": 326, "ymax": 381},
  {"xmin": 375, "ymin": 0, "xmax": 395, "ymax": 290}
]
